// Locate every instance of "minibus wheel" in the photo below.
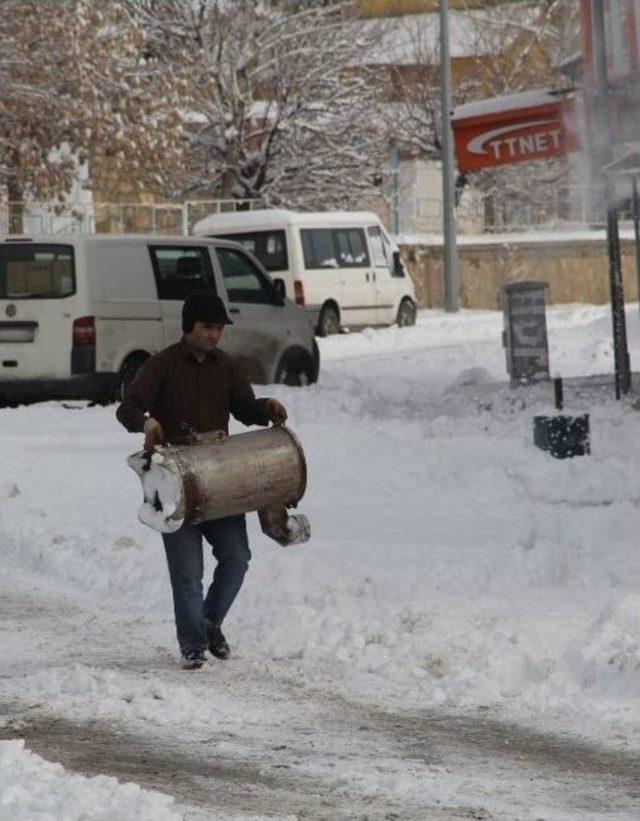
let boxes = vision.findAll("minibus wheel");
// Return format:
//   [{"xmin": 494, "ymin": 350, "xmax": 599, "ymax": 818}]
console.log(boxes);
[
  {"xmin": 275, "ymin": 347, "xmax": 317, "ymax": 387},
  {"xmin": 397, "ymin": 298, "xmax": 417, "ymax": 327},
  {"xmin": 317, "ymin": 304, "xmax": 340, "ymax": 337}
]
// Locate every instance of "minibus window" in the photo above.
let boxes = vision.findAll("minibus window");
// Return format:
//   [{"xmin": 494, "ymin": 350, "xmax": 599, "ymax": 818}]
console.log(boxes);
[
  {"xmin": 301, "ymin": 230, "xmax": 337, "ymax": 269},
  {"xmin": 0, "ymin": 244, "xmax": 75, "ymax": 298},
  {"xmin": 149, "ymin": 246, "xmax": 216, "ymax": 300},
  {"xmin": 217, "ymin": 231, "xmax": 288, "ymax": 272},
  {"xmin": 333, "ymin": 229, "xmax": 370, "ymax": 268},
  {"xmin": 367, "ymin": 226, "xmax": 392, "ymax": 271}
]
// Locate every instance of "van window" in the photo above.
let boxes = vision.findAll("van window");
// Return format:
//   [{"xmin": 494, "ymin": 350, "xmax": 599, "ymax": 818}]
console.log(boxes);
[
  {"xmin": 301, "ymin": 229, "xmax": 337, "ymax": 269},
  {"xmin": 334, "ymin": 229, "xmax": 370, "ymax": 267},
  {"xmin": 216, "ymin": 247, "xmax": 275, "ymax": 305},
  {"xmin": 216, "ymin": 231, "xmax": 288, "ymax": 272},
  {"xmin": 301, "ymin": 228, "xmax": 370, "ymax": 269},
  {"xmin": 149, "ymin": 246, "xmax": 215, "ymax": 300},
  {"xmin": 0, "ymin": 243, "xmax": 75, "ymax": 298}
]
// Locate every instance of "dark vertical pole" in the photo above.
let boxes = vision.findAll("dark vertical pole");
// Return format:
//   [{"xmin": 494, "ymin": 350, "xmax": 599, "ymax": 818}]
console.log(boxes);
[
  {"xmin": 633, "ymin": 175, "xmax": 640, "ymax": 312},
  {"xmin": 591, "ymin": 2, "xmax": 631, "ymax": 397},
  {"xmin": 389, "ymin": 145, "xmax": 400, "ymax": 235},
  {"xmin": 605, "ymin": 208, "xmax": 630, "ymax": 398},
  {"xmin": 554, "ymin": 377, "xmax": 564, "ymax": 411},
  {"xmin": 439, "ymin": 0, "xmax": 459, "ymax": 312}
]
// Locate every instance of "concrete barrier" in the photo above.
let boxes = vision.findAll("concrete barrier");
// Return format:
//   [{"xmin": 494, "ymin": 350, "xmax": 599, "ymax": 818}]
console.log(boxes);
[{"xmin": 398, "ymin": 229, "xmax": 640, "ymax": 310}]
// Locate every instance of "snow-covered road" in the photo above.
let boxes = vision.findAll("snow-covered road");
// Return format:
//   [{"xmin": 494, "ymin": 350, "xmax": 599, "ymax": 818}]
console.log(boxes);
[
  {"xmin": 2, "ymin": 574, "xmax": 639, "ymax": 820},
  {"xmin": 1, "ymin": 305, "xmax": 639, "ymax": 819}
]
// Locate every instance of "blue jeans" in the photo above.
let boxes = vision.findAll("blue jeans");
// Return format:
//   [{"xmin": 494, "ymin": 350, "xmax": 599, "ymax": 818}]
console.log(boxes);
[{"xmin": 161, "ymin": 515, "xmax": 251, "ymax": 652}]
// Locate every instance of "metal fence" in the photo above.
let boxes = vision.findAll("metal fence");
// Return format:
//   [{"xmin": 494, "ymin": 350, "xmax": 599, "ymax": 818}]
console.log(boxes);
[
  {"xmin": 396, "ymin": 184, "xmax": 635, "ymax": 235},
  {"xmin": 399, "ymin": 186, "xmax": 608, "ymax": 234},
  {"xmin": 0, "ymin": 198, "xmax": 265, "ymax": 237},
  {"xmin": 2, "ymin": 186, "xmax": 636, "ymax": 237}
]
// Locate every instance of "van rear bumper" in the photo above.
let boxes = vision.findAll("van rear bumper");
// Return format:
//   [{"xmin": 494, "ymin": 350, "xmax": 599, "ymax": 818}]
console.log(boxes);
[{"xmin": 0, "ymin": 373, "xmax": 117, "ymax": 404}]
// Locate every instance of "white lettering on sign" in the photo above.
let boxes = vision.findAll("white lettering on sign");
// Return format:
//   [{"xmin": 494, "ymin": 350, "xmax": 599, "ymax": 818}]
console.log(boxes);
[{"xmin": 467, "ymin": 119, "xmax": 564, "ymax": 161}]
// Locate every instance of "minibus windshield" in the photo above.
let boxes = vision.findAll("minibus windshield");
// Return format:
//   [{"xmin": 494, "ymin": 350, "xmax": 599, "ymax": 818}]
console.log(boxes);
[{"xmin": 0, "ymin": 243, "xmax": 75, "ymax": 299}]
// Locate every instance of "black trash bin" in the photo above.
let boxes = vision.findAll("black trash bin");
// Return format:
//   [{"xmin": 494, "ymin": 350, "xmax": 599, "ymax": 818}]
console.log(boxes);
[{"xmin": 533, "ymin": 414, "xmax": 591, "ymax": 459}]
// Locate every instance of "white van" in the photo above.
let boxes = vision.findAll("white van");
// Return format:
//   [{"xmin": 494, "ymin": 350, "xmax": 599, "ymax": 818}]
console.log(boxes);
[
  {"xmin": 0, "ymin": 234, "xmax": 319, "ymax": 404},
  {"xmin": 193, "ymin": 210, "xmax": 417, "ymax": 336}
]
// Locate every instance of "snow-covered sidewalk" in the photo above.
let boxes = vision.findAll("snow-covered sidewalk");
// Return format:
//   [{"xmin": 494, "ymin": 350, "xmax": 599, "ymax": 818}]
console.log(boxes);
[
  {"xmin": 1, "ymin": 304, "xmax": 639, "ymax": 819},
  {"xmin": 0, "ymin": 739, "xmax": 181, "ymax": 821}
]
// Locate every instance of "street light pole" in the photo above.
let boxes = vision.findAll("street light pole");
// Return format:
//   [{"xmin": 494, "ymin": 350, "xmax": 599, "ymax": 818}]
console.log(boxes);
[
  {"xmin": 389, "ymin": 145, "xmax": 400, "ymax": 235},
  {"xmin": 590, "ymin": 1, "xmax": 631, "ymax": 397},
  {"xmin": 439, "ymin": 0, "xmax": 459, "ymax": 312}
]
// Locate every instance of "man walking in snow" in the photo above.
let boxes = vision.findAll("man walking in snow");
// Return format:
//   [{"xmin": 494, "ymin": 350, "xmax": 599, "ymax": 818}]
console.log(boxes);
[{"xmin": 116, "ymin": 292, "xmax": 288, "ymax": 670}]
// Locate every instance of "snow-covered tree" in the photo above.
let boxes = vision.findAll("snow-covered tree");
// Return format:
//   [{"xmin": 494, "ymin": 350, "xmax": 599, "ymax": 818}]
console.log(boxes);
[
  {"xmin": 381, "ymin": 0, "xmax": 580, "ymax": 223},
  {"xmin": 125, "ymin": 0, "xmax": 386, "ymax": 209},
  {"xmin": 0, "ymin": 0, "xmax": 187, "ymax": 230},
  {"xmin": 463, "ymin": 0, "xmax": 581, "ymax": 227}
]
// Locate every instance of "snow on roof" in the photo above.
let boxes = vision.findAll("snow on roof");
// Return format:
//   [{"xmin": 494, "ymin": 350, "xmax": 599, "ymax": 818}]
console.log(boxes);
[
  {"xmin": 193, "ymin": 209, "xmax": 382, "ymax": 234},
  {"xmin": 355, "ymin": 4, "xmax": 541, "ymax": 66},
  {"xmin": 1, "ymin": 234, "xmax": 215, "ymax": 244},
  {"xmin": 452, "ymin": 88, "xmax": 569, "ymax": 122},
  {"xmin": 353, "ymin": 10, "xmax": 489, "ymax": 65}
]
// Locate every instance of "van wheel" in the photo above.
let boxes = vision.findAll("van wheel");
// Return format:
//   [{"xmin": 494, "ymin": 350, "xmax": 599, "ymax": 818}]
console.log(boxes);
[
  {"xmin": 275, "ymin": 347, "xmax": 317, "ymax": 387},
  {"xmin": 397, "ymin": 298, "xmax": 417, "ymax": 327},
  {"xmin": 317, "ymin": 304, "xmax": 340, "ymax": 337},
  {"xmin": 118, "ymin": 355, "xmax": 148, "ymax": 401}
]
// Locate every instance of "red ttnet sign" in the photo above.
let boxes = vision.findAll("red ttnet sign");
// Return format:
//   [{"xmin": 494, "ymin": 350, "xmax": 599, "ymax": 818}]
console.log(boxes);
[{"xmin": 452, "ymin": 91, "xmax": 581, "ymax": 173}]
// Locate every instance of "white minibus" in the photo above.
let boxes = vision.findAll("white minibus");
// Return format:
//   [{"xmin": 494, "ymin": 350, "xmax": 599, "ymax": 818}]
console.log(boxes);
[{"xmin": 194, "ymin": 210, "xmax": 417, "ymax": 336}]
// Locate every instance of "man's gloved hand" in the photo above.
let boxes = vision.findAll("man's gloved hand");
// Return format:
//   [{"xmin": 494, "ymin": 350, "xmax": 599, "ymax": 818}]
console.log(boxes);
[
  {"xmin": 265, "ymin": 398, "xmax": 288, "ymax": 425},
  {"xmin": 143, "ymin": 418, "xmax": 165, "ymax": 452}
]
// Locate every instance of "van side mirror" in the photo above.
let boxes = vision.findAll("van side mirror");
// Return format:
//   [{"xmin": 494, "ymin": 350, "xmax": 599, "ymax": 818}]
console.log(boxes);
[
  {"xmin": 392, "ymin": 250, "xmax": 405, "ymax": 278},
  {"xmin": 272, "ymin": 278, "xmax": 286, "ymax": 305}
]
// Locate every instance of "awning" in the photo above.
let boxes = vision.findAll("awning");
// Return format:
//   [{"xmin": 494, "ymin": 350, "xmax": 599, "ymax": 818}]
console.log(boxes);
[
  {"xmin": 452, "ymin": 89, "xmax": 581, "ymax": 173},
  {"xmin": 602, "ymin": 144, "xmax": 640, "ymax": 177}
]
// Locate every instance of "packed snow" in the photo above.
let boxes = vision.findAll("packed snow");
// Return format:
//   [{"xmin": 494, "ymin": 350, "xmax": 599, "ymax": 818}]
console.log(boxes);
[
  {"xmin": 396, "ymin": 226, "xmax": 639, "ymax": 247},
  {"xmin": 0, "ymin": 740, "xmax": 180, "ymax": 821},
  {"xmin": 0, "ymin": 303, "xmax": 639, "ymax": 818}
]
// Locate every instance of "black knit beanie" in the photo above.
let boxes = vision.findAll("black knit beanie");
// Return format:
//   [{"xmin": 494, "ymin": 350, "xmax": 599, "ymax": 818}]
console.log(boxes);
[{"xmin": 182, "ymin": 292, "xmax": 233, "ymax": 332}]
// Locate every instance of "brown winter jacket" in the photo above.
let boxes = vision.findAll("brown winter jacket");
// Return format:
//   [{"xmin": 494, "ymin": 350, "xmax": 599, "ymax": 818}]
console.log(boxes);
[{"xmin": 116, "ymin": 338, "xmax": 270, "ymax": 444}]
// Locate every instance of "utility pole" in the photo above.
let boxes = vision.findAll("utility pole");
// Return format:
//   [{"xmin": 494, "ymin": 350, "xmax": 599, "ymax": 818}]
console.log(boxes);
[
  {"xmin": 439, "ymin": 0, "xmax": 459, "ymax": 312},
  {"xmin": 389, "ymin": 145, "xmax": 400, "ymax": 236},
  {"xmin": 590, "ymin": 2, "xmax": 631, "ymax": 397}
]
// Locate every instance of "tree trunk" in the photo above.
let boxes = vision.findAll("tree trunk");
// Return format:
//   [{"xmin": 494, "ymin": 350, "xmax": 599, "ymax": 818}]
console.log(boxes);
[{"xmin": 219, "ymin": 170, "xmax": 235, "ymax": 199}]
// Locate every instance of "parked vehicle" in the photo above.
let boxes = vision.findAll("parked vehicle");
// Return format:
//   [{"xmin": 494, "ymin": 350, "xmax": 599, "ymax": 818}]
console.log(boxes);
[
  {"xmin": 193, "ymin": 209, "xmax": 417, "ymax": 336},
  {"xmin": 0, "ymin": 234, "xmax": 319, "ymax": 404}
]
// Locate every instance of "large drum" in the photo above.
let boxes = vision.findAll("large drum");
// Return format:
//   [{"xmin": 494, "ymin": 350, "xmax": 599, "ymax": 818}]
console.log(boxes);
[{"xmin": 128, "ymin": 426, "xmax": 310, "ymax": 545}]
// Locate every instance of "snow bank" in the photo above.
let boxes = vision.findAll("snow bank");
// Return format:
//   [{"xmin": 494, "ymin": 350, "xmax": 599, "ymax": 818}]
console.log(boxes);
[
  {"xmin": 0, "ymin": 304, "xmax": 638, "ymax": 741},
  {"xmin": 0, "ymin": 740, "xmax": 180, "ymax": 821}
]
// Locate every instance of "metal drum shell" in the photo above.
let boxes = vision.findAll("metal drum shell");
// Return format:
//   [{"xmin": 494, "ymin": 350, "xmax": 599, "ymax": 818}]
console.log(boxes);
[{"xmin": 168, "ymin": 426, "xmax": 307, "ymax": 524}]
